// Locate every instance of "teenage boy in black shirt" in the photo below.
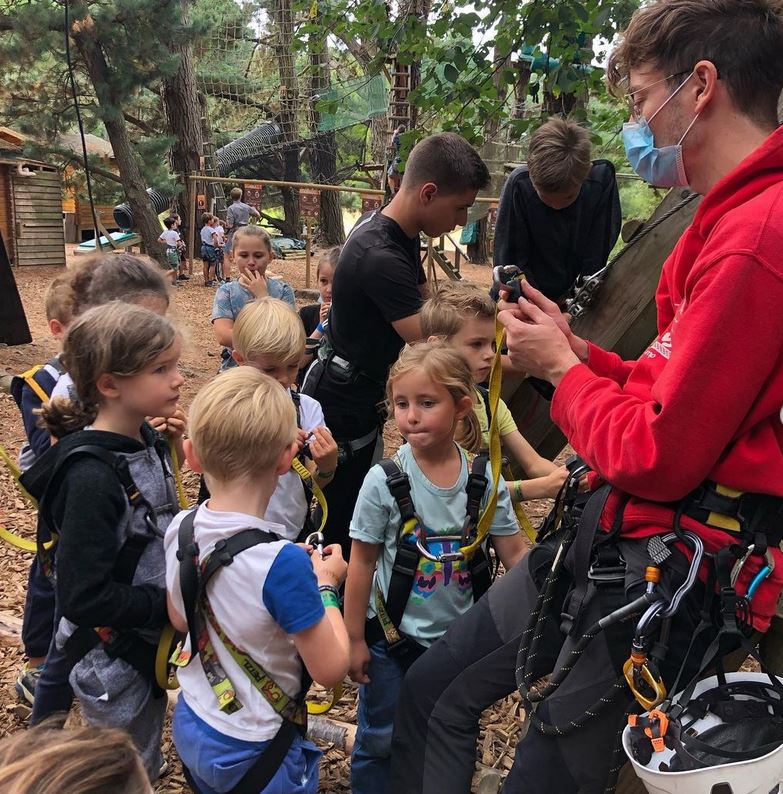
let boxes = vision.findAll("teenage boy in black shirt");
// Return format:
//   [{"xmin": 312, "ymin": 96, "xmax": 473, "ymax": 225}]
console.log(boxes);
[
  {"xmin": 302, "ymin": 133, "xmax": 490, "ymax": 555},
  {"xmin": 493, "ymin": 118, "xmax": 621, "ymax": 302}
]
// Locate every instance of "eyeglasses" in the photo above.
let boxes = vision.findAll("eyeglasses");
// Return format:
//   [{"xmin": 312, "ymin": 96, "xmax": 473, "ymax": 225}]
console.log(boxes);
[{"xmin": 623, "ymin": 71, "xmax": 691, "ymax": 121}]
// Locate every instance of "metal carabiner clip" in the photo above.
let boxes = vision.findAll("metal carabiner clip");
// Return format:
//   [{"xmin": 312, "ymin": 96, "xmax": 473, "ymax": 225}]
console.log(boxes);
[
  {"xmin": 305, "ymin": 531, "xmax": 325, "ymax": 559},
  {"xmin": 415, "ymin": 534, "xmax": 465, "ymax": 564},
  {"xmin": 623, "ymin": 651, "xmax": 668, "ymax": 711},
  {"xmin": 491, "ymin": 265, "xmax": 526, "ymax": 303}
]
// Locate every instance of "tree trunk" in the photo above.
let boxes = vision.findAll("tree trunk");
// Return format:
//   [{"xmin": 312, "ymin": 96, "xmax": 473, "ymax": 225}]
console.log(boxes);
[
  {"xmin": 309, "ymin": 30, "xmax": 345, "ymax": 246},
  {"xmin": 73, "ymin": 25, "xmax": 165, "ymax": 263},
  {"xmin": 467, "ymin": 216, "xmax": 490, "ymax": 264},
  {"xmin": 161, "ymin": 0, "xmax": 203, "ymax": 245},
  {"xmin": 274, "ymin": 0, "xmax": 300, "ymax": 237}
]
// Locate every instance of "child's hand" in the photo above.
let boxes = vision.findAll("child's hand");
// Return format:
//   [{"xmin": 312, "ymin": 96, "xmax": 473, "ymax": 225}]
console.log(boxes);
[
  {"xmin": 165, "ymin": 406, "xmax": 187, "ymax": 440},
  {"xmin": 349, "ymin": 638, "xmax": 371, "ymax": 684},
  {"xmin": 312, "ymin": 543, "xmax": 347, "ymax": 587},
  {"xmin": 543, "ymin": 466, "xmax": 569, "ymax": 497},
  {"xmin": 310, "ymin": 426, "xmax": 338, "ymax": 473},
  {"xmin": 239, "ymin": 270, "xmax": 268, "ymax": 298},
  {"xmin": 147, "ymin": 415, "xmax": 168, "ymax": 434},
  {"xmin": 296, "ymin": 428, "xmax": 309, "ymax": 452},
  {"xmin": 319, "ymin": 302, "xmax": 331, "ymax": 324}
]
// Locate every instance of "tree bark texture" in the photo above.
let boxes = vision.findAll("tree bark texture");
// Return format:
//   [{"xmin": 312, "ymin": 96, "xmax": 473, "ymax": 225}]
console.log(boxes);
[
  {"xmin": 72, "ymin": 23, "xmax": 165, "ymax": 263},
  {"xmin": 161, "ymin": 0, "xmax": 203, "ymax": 243},
  {"xmin": 274, "ymin": 0, "xmax": 300, "ymax": 237},
  {"xmin": 309, "ymin": 33, "xmax": 345, "ymax": 246}
]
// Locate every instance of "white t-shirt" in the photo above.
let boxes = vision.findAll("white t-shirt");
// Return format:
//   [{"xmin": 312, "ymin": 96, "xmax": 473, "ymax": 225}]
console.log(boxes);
[
  {"xmin": 50, "ymin": 371, "xmax": 75, "ymax": 402},
  {"xmin": 200, "ymin": 226, "xmax": 218, "ymax": 246},
  {"xmin": 159, "ymin": 229, "xmax": 181, "ymax": 247},
  {"xmin": 266, "ymin": 392, "xmax": 325, "ymax": 540},
  {"xmin": 164, "ymin": 503, "xmax": 324, "ymax": 742},
  {"xmin": 213, "ymin": 224, "xmax": 225, "ymax": 245}
]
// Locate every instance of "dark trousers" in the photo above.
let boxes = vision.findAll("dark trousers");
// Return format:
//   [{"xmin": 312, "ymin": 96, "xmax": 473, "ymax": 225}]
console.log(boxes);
[
  {"xmin": 30, "ymin": 600, "xmax": 73, "ymax": 724},
  {"xmin": 390, "ymin": 532, "xmax": 716, "ymax": 794},
  {"xmin": 22, "ymin": 556, "xmax": 55, "ymax": 659}
]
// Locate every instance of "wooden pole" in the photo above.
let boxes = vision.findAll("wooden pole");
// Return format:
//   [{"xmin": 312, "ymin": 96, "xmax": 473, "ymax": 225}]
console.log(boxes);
[
  {"xmin": 187, "ymin": 174, "xmax": 385, "ymax": 198},
  {"xmin": 305, "ymin": 219, "xmax": 312, "ymax": 289},
  {"xmin": 187, "ymin": 174, "xmax": 197, "ymax": 273}
]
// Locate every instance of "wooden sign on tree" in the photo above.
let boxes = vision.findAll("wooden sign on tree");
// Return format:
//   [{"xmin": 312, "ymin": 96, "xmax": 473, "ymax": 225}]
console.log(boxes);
[
  {"xmin": 299, "ymin": 188, "xmax": 321, "ymax": 219},
  {"xmin": 361, "ymin": 195, "xmax": 382, "ymax": 214},
  {"xmin": 245, "ymin": 183, "xmax": 263, "ymax": 209}
]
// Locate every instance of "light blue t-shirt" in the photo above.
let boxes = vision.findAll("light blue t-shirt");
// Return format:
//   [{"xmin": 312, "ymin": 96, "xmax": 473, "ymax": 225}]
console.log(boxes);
[
  {"xmin": 349, "ymin": 443, "xmax": 519, "ymax": 646},
  {"xmin": 211, "ymin": 279, "xmax": 297, "ymax": 370}
]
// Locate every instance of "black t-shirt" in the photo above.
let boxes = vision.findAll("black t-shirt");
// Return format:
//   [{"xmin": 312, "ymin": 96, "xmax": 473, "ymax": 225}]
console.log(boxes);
[
  {"xmin": 493, "ymin": 160, "xmax": 621, "ymax": 301},
  {"xmin": 305, "ymin": 211, "xmax": 425, "ymax": 435}
]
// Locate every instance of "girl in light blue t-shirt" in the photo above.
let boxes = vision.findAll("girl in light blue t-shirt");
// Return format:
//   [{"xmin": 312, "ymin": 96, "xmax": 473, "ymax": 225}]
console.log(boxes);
[{"xmin": 343, "ymin": 341, "xmax": 526, "ymax": 794}]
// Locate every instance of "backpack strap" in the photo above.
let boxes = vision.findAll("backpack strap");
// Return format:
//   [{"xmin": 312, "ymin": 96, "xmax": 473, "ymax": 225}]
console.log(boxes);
[
  {"xmin": 475, "ymin": 383, "xmax": 492, "ymax": 432},
  {"xmin": 464, "ymin": 454, "xmax": 492, "ymax": 602}
]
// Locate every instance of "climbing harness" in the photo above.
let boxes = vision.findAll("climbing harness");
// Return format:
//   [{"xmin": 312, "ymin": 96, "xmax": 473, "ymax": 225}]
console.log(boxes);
[
  {"xmin": 174, "ymin": 510, "xmax": 310, "ymax": 792},
  {"xmin": 514, "ymin": 459, "xmax": 783, "ymax": 792},
  {"xmin": 23, "ymin": 435, "xmax": 183, "ymax": 694},
  {"xmin": 365, "ymin": 450, "xmax": 493, "ymax": 654}
]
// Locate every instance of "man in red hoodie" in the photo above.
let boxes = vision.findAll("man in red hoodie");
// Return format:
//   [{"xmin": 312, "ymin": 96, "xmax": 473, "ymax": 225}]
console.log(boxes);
[{"xmin": 390, "ymin": 2, "xmax": 783, "ymax": 792}]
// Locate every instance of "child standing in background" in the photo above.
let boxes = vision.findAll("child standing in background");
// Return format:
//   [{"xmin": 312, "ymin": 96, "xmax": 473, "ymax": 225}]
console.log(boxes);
[
  {"xmin": 211, "ymin": 225, "xmax": 295, "ymax": 370},
  {"xmin": 224, "ymin": 186, "xmax": 261, "ymax": 255},
  {"xmin": 158, "ymin": 217, "xmax": 181, "ymax": 286},
  {"xmin": 200, "ymin": 214, "xmax": 220, "ymax": 287},
  {"xmin": 21, "ymin": 303, "xmax": 184, "ymax": 780},
  {"xmin": 232, "ymin": 298, "xmax": 338, "ymax": 540},
  {"xmin": 343, "ymin": 342, "xmax": 525, "ymax": 794},
  {"xmin": 421, "ymin": 281, "xmax": 568, "ymax": 501}
]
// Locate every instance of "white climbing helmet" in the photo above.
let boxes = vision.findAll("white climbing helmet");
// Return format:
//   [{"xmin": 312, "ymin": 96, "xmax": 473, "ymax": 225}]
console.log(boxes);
[{"xmin": 622, "ymin": 672, "xmax": 783, "ymax": 794}]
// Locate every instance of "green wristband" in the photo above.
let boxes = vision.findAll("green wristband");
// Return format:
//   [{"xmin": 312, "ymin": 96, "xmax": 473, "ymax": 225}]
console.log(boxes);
[
  {"xmin": 321, "ymin": 591, "xmax": 341, "ymax": 609},
  {"xmin": 514, "ymin": 481, "xmax": 524, "ymax": 502}
]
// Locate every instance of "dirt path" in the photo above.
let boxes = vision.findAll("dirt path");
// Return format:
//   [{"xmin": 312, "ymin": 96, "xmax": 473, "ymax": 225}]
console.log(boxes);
[{"xmin": 0, "ymin": 250, "xmax": 552, "ymax": 792}]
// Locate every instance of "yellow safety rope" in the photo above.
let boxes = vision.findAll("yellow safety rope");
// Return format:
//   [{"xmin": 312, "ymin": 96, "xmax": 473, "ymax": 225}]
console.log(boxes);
[
  {"xmin": 0, "ymin": 442, "xmax": 52, "ymax": 553},
  {"xmin": 168, "ymin": 440, "xmax": 189, "ymax": 510}
]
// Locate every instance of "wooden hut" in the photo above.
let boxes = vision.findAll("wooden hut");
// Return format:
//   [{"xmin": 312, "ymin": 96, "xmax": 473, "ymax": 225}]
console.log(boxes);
[
  {"xmin": 0, "ymin": 128, "xmax": 65, "ymax": 268},
  {"xmin": 59, "ymin": 132, "xmax": 121, "ymax": 243}
]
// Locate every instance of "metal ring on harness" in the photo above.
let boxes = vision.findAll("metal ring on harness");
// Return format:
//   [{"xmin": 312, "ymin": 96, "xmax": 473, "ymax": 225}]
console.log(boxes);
[{"xmin": 415, "ymin": 534, "xmax": 466, "ymax": 564}]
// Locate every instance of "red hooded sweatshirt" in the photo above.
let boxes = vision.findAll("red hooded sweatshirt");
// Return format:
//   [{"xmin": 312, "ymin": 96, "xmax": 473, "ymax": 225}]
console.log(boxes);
[{"xmin": 551, "ymin": 125, "xmax": 783, "ymax": 631}]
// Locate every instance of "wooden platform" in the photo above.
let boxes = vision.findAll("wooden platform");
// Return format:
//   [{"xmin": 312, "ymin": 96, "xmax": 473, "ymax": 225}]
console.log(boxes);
[{"xmin": 73, "ymin": 231, "xmax": 141, "ymax": 256}]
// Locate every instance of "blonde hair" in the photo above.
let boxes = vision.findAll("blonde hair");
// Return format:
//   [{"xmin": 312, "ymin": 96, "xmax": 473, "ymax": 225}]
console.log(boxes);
[
  {"xmin": 232, "ymin": 224, "xmax": 273, "ymax": 253},
  {"xmin": 527, "ymin": 118, "xmax": 592, "ymax": 193},
  {"xmin": 0, "ymin": 722, "xmax": 150, "ymax": 794},
  {"xmin": 230, "ymin": 187, "xmax": 243, "ymax": 201},
  {"xmin": 41, "ymin": 302, "xmax": 177, "ymax": 438},
  {"xmin": 233, "ymin": 298, "xmax": 305, "ymax": 365},
  {"xmin": 44, "ymin": 270, "xmax": 76, "ymax": 324},
  {"xmin": 420, "ymin": 281, "xmax": 496, "ymax": 339},
  {"xmin": 189, "ymin": 367, "xmax": 297, "ymax": 481},
  {"xmin": 387, "ymin": 341, "xmax": 481, "ymax": 454}
]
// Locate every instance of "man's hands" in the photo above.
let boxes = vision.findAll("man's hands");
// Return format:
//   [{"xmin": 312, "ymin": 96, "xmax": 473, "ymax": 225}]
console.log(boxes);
[
  {"xmin": 498, "ymin": 281, "xmax": 587, "ymax": 384},
  {"xmin": 239, "ymin": 270, "xmax": 269, "ymax": 298}
]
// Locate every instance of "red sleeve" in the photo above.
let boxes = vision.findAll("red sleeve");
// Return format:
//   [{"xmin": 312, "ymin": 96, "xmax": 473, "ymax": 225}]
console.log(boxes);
[
  {"xmin": 585, "ymin": 343, "xmax": 635, "ymax": 385},
  {"xmin": 551, "ymin": 254, "xmax": 783, "ymax": 501}
]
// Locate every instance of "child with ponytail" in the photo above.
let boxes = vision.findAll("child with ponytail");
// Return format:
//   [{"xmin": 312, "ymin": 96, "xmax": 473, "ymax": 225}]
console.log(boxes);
[
  {"xmin": 343, "ymin": 341, "xmax": 526, "ymax": 794},
  {"xmin": 21, "ymin": 302, "xmax": 184, "ymax": 781}
]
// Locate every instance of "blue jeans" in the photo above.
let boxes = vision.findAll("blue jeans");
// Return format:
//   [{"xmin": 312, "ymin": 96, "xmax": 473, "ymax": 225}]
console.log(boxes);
[
  {"xmin": 30, "ymin": 599, "xmax": 73, "ymax": 725},
  {"xmin": 173, "ymin": 697, "xmax": 321, "ymax": 794},
  {"xmin": 351, "ymin": 639, "xmax": 426, "ymax": 794}
]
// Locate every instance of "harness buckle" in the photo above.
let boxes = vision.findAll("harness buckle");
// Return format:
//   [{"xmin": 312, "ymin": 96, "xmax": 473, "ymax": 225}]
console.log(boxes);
[
  {"xmin": 587, "ymin": 547, "xmax": 626, "ymax": 585},
  {"xmin": 415, "ymin": 536, "xmax": 465, "ymax": 564}
]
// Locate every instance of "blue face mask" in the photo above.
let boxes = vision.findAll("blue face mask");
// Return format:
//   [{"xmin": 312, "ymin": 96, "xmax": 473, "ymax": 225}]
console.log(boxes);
[{"xmin": 622, "ymin": 72, "xmax": 698, "ymax": 188}]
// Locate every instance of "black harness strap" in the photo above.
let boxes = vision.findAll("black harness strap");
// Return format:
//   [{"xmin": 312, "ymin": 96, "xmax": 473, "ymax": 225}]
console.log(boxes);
[
  {"xmin": 177, "ymin": 511, "xmax": 309, "ymax": 794},
  {"xmin": 369, "ymin": 455, "xmax": 492, "ymax": 650}
]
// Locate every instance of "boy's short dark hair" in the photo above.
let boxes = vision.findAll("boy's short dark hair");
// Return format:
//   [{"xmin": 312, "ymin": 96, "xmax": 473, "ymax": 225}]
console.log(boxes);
[
  {"xmin": 402, "ymin": 133, "xmax": 490, "ymax": 194},
  {"xmin": 607, "ymin": 0, "xmax": 783, "ymax": 128},
  {"xmin": 201, "ymin": 212, "xmax": 212, "ymax": 226},
  {"xmin": 230, "ymin": 187, "xmax": 243, "ymax": 201},
  {"xmin": 163, "ymin": 217, "xmax": 175, "ymax": 229},
  {"xmin": 527, "ymin": 119, "xmax": 592, "ymax": 193}
]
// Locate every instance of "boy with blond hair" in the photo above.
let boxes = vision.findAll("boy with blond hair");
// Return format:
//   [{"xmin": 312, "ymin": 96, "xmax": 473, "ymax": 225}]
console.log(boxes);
[
  {"xmin": 494, "ymin": 117, "xmax": 621, "ymax": 302},
  {"xmin": 421, "ymin": 281, "xmax": 567, "ymax": 501},
  {"xmin": 232, "ymin": 297, "xmax": 338, "ymax": 539},
  {"xmin": 165, "ymin": 367, "xmax": 349, "ymax": 794}
]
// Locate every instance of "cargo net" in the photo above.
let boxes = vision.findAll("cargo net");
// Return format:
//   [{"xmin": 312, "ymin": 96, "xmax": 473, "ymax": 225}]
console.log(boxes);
[{"xmin": 195, "ymin": 0, "xmax": 388, "ymax": 181}]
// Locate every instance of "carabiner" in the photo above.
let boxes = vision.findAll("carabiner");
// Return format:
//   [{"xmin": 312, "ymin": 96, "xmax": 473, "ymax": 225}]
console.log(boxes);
[
  {"xmin": 415, "ymin": 534, "xmax": 465, "ymax": 564},
  {"xmin": 623, "ymin": 652, "xmax": 668, "ymax": 710},
  {"xmin": 305, "ymin": 531, "xmax": 325, "ymax": 559}
]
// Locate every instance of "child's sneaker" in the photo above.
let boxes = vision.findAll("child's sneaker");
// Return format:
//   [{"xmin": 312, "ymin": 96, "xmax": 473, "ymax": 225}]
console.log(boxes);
[{"xmin": 15, "ymin": 662, "xmax": 45, "ymax": 705}]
